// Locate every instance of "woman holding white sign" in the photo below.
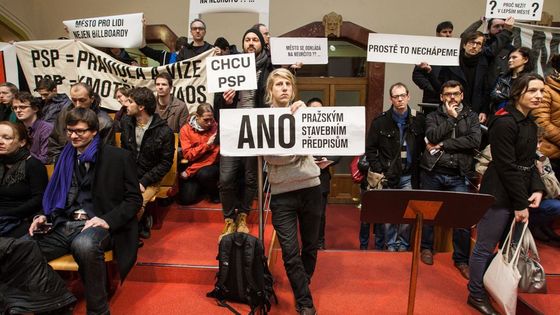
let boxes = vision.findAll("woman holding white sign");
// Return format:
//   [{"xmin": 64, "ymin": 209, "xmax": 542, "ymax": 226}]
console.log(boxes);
[{"xmin": 263, "ymin": 68, "xmax": 321, "ymax": 315}]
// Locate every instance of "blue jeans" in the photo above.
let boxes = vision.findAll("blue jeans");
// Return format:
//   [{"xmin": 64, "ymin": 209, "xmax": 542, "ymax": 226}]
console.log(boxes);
[
  {"xmin": 468, "ymin": 206, "xmax": 512, "ymax": 299},
  {"xmin": 420, "ymin": 171, "xmax": 471, "ymax": 265},
  {"xmin": 384, "ymin": 175, "xmax": 412, "ymax": 250},
  {"xmin": 529, "ymin": 198, "xmax": 560, "ymax": 227},
  {"xmin": 34, "ymin": 221, "xmax": 112, "ymax": 315}
]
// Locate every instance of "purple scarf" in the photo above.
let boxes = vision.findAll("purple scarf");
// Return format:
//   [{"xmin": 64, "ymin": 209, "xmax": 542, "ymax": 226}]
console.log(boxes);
[{"xmin": 42, "ymin": 135, "xmax": 100, "ymax": 215}]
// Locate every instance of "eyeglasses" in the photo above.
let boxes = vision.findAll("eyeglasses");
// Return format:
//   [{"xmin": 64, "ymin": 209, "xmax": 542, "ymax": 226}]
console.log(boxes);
[
  {"xmin": 442, "ymin": 92, "xmax": 462, "ymax": 97},
  {"xmin": 65, "ymin": 128, "xmax": 91, "ymax": 136},
  {"xmin": 12, "ymin": 105, "xmax": 32, "ymax": 111},
  {"xmin": 191, "ymin": 27, "xmax": 205, "ymax": 31},
  {"xmin": 466, "ymin": 40, "xmax": 483, "ymax": 47},
  {"xmin": 391, "ymin": 93, "xmax": 408, "ymax": 99}
]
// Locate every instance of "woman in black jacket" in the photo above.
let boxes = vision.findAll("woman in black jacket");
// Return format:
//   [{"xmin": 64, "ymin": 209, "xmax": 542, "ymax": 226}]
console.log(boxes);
[
  {"xmin": 467, "ymin": 73, "xmax": 546, "ymax": 315},
  {"xmin": 0, "ymin": 121, "xmax": 47, "ymax": 238},
  {"xmin": 490, "ymin": 47, "xmax": 535, "ymax": 112}
]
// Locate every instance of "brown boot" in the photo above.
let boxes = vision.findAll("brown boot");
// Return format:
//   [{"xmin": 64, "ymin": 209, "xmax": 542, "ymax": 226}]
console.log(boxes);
[
  {"xmin": 219, "ymin": 218, "xmax": 236, "ymax": 242},
  {"xmin": 236, "ymin": 213, "xmax": 250, "ymax": 234}
]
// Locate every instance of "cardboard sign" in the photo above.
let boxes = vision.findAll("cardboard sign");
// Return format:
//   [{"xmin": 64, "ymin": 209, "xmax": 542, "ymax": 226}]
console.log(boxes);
[
  {"xmin": 485, "ymin": 0, "xmax": 544, "ymax": 21},
  {"xmin": 0, "ymin": 43, "xmax": 19, "ymax": 86},
  {"xmin": 219, "ymin": 106, "xmax": 365, "ymax": 156},
  {"xmin": 367, "ymin": 33, "xmax": 461, "ymax": 66},
  {"xmin": 206, "ymin": 53, "xmax": 257, "ymax": 93},
  {"xmin": 63, "ymin": 13, "xmax": 144, "ymax": 48},
  {"xmin": 15, "ymin": 40, "xmax": 213, "ymax": 112},
  {"xmin": 270, "ymin": 37, "xmax": 328, "ymax": 65}
]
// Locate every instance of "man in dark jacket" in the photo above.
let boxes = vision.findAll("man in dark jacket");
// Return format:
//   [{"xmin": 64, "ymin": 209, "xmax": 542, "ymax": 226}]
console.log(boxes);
[
  {"xmin": 30, "ymin": 107, "xmax": 142, "ymax": 315},
  {"xmin": 412, "ymin": 18, "xmax": 515, "ymax": 124},
  {"xmin": 35, "ymin": 77, "xmax": 72, "ymax": 124},
  {"xmin": 217, "ymin": 27, "xmax": 275, "ymax": 240},
  {"xmin": 177, "ymin": 19, "xmax": 213, "ymax": 61},
  {"xmin": 419, "ymin": 80, "xmax": 481, "ymax": 279},
  {"xmin": 120, "ymin": 87, "xmax": 175, "ymax": 238},
  {"xmin": 0, "ymin": 237, "xmax": 76, "ymax": 314},
  {"xmin": 366, "ymin": 83, "xmax": 425, "ymax": 251},
  {"xmin": 48, "ymin": 83, "xmax": 115, "ymax": 163}
]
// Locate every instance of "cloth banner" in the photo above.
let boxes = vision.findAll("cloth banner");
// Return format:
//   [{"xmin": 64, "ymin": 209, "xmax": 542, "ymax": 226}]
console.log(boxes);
[
  {"xmin": 63, "ymin": 13, "xmax": 144, "ymax": 48},
  {"xmin": 513, "ymin": 23, "xmax": 560, "ymax": 76},
  {"xmin": 0, "ymin": 43, "xmax": 19, "ymax": 87},
  {"xmin": 219, "ymin": 106, "xmax": 365, "ymax": 156},
  {"xmin": 15, "ymin": 40, "xmax": 214, "ymax": 112}
]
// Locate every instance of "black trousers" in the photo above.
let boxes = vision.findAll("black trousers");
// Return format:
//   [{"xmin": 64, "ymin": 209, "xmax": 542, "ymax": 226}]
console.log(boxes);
[
  {"xmin": 219, "ymin": 156, "xmax": 257, "ymax": 219},
  {"xmin": 270, "ymin": 185, "xmax": 322, "ymax": 310},
  {"xmin": 178, "ymin": 164, "xmax": 219, "ymax": 205}
]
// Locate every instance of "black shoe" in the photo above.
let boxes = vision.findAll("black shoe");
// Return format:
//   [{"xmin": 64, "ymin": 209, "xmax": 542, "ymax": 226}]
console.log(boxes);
[
  {"xmin": 467, "ymin": 295, "xmax": 499, "ymax": 315},
  {"xmin": 420, "ymin": 249, "xmax": 433, "ymax": 265},
  {"xmin": 360, "ymin": 245, "xmax": 368, "ymax": 250},
  {"xmin": 138, "ymin": 239, "xmax": 144, "ymax": 248},
  {"xmin": 542, "ymin": 225, "xmax": 560, "ymax": 242},
  {"xmin": 530, "ymin": 226, "xmax": 550, "ymax": 242}
]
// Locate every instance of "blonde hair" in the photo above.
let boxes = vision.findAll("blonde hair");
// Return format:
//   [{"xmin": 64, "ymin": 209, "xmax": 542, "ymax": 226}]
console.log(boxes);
[{"xmin": 265, "ymin": 68, "xmax": 297, "ymax": 105}]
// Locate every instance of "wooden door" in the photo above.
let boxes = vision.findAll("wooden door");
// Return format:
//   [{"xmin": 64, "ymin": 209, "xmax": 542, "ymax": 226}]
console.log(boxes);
[{"xmin": 297, "ymin": 77, "xmax": 367, "ymax": 203}]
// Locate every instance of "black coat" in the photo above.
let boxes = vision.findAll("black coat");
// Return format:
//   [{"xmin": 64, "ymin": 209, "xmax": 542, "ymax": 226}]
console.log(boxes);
[
  {"xmin": 480, "ymin": 106, "xmax": 545, "ymax": 211},
  {"xmin": 366, "ymin": 107, "xmax": 426, "ymax": 188},
  {"xmin": 177, "ymin": 41, "xmax": 213, "ymax": 61},
  {"xmin": 120, "ymin": 114, "xmax": 175, "ymax": 187},
  {"xmin": 420, "ymin": 104, "xmax": 481, "ymax": 176},
  {"xmin": 90, "ymin": 145, "xmax": 142, "ymax": 280}
]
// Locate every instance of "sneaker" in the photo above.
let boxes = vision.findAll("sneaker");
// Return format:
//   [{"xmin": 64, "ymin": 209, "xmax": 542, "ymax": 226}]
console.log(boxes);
[
  {"xmin": 236, "ymin": 213, "xmax": 250, "ymax": 234},
  {"xmin": 387, "ymin": 246, "xmax": 397, "ymax": 252},
  {"xmin": 398, "ymin": 245, "xmax": 408, "ymax": 252},
  {"xmin": 219, "ymin": 218, "xmax": 236, "ymax": 242}
]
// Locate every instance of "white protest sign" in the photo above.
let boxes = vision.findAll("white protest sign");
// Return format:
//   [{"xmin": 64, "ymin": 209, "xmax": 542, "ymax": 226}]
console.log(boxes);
[
  {"xmin": 219, "ymin": 106, "xmax": 365, "ymax": 156},
  {"xmin": 269, "ymin": 37, "xmax": 328, "ymax": 65},
  {"xmin": 63, "ymin": 13, "xmax": 144, "ymax": 48},
  {"xmin": 206, "ymin": 53, "xmax": 257, "ymax": 93},
  {"xmin": 0, "ymin": 43, "xmax": 19, "ymax": 87},
  {"xmin": 189, "ymin": 0, "xmax": 270, "ymax": 31},
  {"xmin": 15, "ymin": 40, "xmax": 214, "ymax": 112},
  {"xmin": 367, "ymin": 33, "xmax": 461, "ymax": 66},
  {"xmin": 485, "ymin": 0, "xmax": 544, "ymax": 21}
]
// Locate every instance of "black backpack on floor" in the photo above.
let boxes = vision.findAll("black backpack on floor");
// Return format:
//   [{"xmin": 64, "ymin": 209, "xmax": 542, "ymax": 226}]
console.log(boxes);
[{"xmin": 207, "ymin": 232, "xmax": 277, "ymax": 315}]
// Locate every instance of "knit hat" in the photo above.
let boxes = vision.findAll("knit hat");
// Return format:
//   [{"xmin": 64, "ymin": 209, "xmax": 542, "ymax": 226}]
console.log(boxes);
[{"xmin": 242, "ymin": 28, "xmax": 265, "ymax": 53}]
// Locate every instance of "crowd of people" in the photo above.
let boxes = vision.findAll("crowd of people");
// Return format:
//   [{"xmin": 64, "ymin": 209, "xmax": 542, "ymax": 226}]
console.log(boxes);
[{"xmin": 0, "ymin": 15, "xmax": 559, "ymax": 315}]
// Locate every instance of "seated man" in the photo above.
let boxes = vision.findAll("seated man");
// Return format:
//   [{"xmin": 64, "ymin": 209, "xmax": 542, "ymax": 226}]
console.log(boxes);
[
  {"xmin": 34, "ymin": 77, "xmax": 72, "ymax": 124},
  {"xmin": 29, "ymin": 107, "xmax": 142, "ymax": 315},
  {"xmin": 48, "ymin": 83, "xmax": 115, "ymax": 163},
  {"xmin": 12, "ymin": 92, "xmax": 53, "ymax": 164},
  {"xmin": 120, "ymin": 87, "xmax": 174, "ymax": 238}
]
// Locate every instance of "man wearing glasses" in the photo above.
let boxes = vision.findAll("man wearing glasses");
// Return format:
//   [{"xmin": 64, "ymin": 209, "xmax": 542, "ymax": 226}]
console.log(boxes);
[
  {"xmin": 48, "ymin": 83, "xmax": 114, "ymax": 163},
  {"xmin": 365, "ymin": 83, "xmax": 425, "ymax": 251},
  {"xmin": 419, "ymin": 80, "xmax": 481, "ymax": 280},
  {"xmin": 177, "ymin": 18, "xmax": 214, "ymax": 61},
  {"xmin": 29, "ymin": 107, "xmax": 142, "ymax": 315}
]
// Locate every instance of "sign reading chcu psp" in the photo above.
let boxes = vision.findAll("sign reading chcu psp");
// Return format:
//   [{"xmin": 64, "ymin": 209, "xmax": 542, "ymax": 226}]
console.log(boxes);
[{"xmin": 220, "ymin": 107, "xmax": 365, "ymax": 156}]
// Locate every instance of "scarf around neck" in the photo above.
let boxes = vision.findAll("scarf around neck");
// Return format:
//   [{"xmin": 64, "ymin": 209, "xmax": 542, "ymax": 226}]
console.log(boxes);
[
  {"xmin": 42, "ymin": 134, "xmax": 100, "ymax": 215},
  {"xmin": 0, "ymin": 147, "xmax": 30, "ymax": 186}
]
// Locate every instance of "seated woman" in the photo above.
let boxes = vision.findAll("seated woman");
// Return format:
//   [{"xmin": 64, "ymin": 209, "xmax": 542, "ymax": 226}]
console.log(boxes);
[
  {"xmin": 177, "ymin": 103, "xmax": 220, "ymax": 205},
  {"xmin": 0, "ymin": 121, "xmax": 48, "ymax": 238},
  {"xmin": 490, "ymin": 47, "xmax": 534, "ymax": 112},
  {"xmin": 263, "ymin": 68, "xmax": 321, "ymax": 315}
]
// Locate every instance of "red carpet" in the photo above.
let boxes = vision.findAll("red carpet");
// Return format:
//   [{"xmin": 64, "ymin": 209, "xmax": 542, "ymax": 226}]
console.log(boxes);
[{"xmin": 62, "ymin": 201, "xmax": 559, "ymax": 314}]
